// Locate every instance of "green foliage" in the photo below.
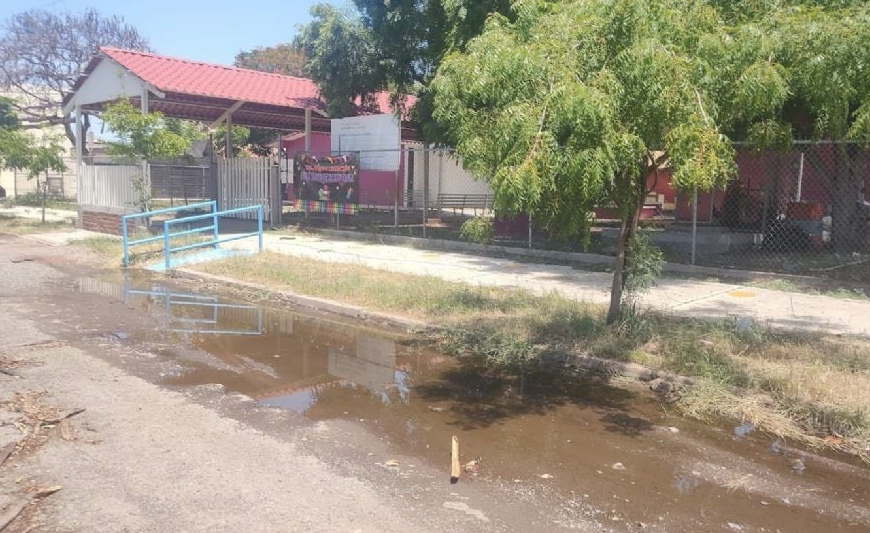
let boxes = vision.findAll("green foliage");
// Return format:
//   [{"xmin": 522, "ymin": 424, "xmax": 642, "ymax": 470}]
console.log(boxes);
[
  {"xmin": 102, "ymin": 99, "xmax": 191, "ymax": 159},
  {"xmin": 234, "ymin": 44, "xmax": 306, "ymax": 76},
  {"xmin": 459, "ymin": 217, "xmax": 494, "ymax": 245},
  {"xmin": 294, "ymin": 4, "xmax": 382, "ymax": 118},
  {"xmin": 624, "ymin": 232, "xmax": 664, "ymax": 296}
]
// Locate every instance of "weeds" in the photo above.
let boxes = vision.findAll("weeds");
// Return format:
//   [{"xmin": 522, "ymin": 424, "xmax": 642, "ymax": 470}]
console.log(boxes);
[{"xmin": 0, "ymin": 214, "xmax": 72, "ymax": 235}]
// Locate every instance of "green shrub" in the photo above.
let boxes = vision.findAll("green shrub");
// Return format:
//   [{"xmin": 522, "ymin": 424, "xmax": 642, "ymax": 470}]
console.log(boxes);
[{"xmin": 460, "ymin": 217, "xmax": 494, "ymax": 245}]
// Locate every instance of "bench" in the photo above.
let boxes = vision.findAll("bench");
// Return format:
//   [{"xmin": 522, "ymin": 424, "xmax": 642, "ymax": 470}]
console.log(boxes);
[{"xmin": 436, "ymin": 194, "xmax": 493, "ymax": 216}]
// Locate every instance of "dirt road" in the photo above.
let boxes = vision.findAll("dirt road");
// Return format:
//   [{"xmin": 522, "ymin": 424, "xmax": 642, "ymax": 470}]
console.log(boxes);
[{"xmin": 1, "ymin": 233, "xmax": 869, "ymax": 533}]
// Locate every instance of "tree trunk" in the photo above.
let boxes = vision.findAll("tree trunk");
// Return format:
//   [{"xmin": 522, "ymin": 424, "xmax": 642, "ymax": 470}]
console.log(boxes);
[
  {"xmin": 41, "ymin": 172, "xmax": 48, "ymax": 224},
  {"xmin": 606, "ymin": 172, "xmax": 648, "ymax": 325}
]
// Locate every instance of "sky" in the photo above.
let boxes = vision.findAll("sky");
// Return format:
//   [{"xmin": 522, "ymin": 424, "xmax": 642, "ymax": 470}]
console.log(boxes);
[{"xmin": 1, "ymin": 0, "xmax": 340, "ymax": 65}]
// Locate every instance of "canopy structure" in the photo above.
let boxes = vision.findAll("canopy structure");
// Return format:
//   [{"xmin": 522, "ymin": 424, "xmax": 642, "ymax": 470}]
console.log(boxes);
[{"xmin": 62, "ymin": 47, "xmax": 417, "ymax": 165}]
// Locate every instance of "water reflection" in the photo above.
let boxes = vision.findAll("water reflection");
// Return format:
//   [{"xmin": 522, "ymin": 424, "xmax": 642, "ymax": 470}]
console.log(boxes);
[{"xmin": 78, "ymin": 275, "xmax": 411, "ymax": 416}]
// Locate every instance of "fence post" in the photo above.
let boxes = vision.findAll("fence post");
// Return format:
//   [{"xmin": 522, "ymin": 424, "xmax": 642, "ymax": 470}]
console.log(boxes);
[
  {"xmin": 122, "ymin": 215, "xmax": 130, "ymax": 267},
  {"xmin": 394, "ymin": 169, "xmax": 399, "ymax": 228},
  {"xmin": 164, "ymin": 220, "xmax": 172, "ymax": 272},
  {"xmin": 423, "ymin": 146, "xmax": 430, "ymax": 238},
  {"xmin": 213, "ymin": 210, "xmax": 219, "ymax": 250},
  {"xmin": 691, "ymin": 188, "xmax": 698, "ymax": 265},
  {"xmin": 528, "ymin": 214, "xmax": 533, "ymax": 249}
]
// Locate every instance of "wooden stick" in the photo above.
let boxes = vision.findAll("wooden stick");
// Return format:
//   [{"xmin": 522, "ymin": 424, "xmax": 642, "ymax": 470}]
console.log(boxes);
[
  {"xmin": 0, "ymin": 497, "xmax": 28, "ymax": 532},
  {"xmin": 450, "ymin": 436, "xmax": 461, "ymax": 483},
  {"xmin": 0, "ymin": 443, "xmax": 15, "ymax": 469}
]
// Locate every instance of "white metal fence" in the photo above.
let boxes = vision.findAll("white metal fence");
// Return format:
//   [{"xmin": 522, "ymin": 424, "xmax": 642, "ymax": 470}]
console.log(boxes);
[
  {"xmin": 217, "ymin": 157, "xmax": 278, "ymax": 221},
  {"xmin": 78, "ymin": 161, "xmax": 145, "ymax": 210}
]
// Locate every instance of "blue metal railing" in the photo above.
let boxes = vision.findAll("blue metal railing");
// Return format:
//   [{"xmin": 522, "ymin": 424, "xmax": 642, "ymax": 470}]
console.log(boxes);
[
  {"xmin": 162, "ymin": 204, "xmax": 264, "ymax": 271},
  {"xmin": 122, "ymin": 201, "xmax": 216, "ymax": 267}
]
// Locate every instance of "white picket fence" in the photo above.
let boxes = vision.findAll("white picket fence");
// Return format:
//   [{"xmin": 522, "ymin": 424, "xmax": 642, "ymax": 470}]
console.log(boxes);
[
  {"xmin": 78, "ymin": 162, "xmax": 146, "ymax": 210},
  {"xmin": 217, "ymin": 157, "xmax": 276, "ymax": 221}
]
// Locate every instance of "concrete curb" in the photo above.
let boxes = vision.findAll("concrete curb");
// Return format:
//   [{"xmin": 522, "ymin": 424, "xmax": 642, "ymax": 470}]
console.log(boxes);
[{"xmin": 298, "ymin": 227, "xmax": 820, "ymax": 284}]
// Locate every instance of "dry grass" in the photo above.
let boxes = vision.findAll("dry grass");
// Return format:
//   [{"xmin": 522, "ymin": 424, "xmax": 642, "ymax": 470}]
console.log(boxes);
[
  {"xmin": 0, "ymin": 214, "xmax": 73, "ymax": 235},
  {"xmin": 191, "ymin": 251, "xmax": 870, "ymax": 459},
  {"xmin": 71, "ymin": 231, "xmax": 210, "ymax": 268}
]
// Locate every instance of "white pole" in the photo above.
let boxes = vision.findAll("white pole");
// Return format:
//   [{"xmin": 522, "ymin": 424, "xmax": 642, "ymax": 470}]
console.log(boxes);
[{"xmin": 75, "ymin": 103, "xmax": 83, "ymax": 227}]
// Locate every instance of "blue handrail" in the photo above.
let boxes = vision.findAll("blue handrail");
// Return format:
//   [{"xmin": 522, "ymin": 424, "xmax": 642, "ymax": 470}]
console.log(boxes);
[
  {"xmin": 122, "ymin": 201, "xmax": 217, "ymax": 267},
  {"xmin": 162, "ymin": 205, "xmax": 264, "ymax": 271}
]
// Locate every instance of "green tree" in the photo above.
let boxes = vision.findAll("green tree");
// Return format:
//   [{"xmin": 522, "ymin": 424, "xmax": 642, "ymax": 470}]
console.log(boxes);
[
  {"xmin": 101, "ymin": 99, "xmax": 192, "ymax": 160},
  {"xmin": 431, "ymin": 0, "xmax": 738, "ymax": 324},
  {"xmin": 234, "ymin": 44, "xmax": 306, "ymax": 77},
  {"xmin": 24, "ymin": 137, "xmax": 67, "ymax": 223},
  {"xmin": 432, "ymin": 0, "xmax": 870, "ymax": 323},
  {"xmin": 0, "ymin": 8, "xmax": 149, "ymax": 150},
  {"xmin": 294, "ymin": 4, "xmax": 382, "ymax": 118},
  {"xmin": 294, "ymin": 1, "xmax": 514, "ymax": 120}
]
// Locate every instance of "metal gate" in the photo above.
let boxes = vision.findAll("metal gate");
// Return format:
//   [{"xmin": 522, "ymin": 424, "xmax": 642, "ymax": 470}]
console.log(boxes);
[{"xmin": 216, "ymin": 157, "xmax": 281, "ymax": 223}]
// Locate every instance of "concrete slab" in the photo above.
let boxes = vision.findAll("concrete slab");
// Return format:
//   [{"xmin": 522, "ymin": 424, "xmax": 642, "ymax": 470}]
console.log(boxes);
[{"xmin": 223, "ymin": 233, "xmax": 870, "ymax": 337}]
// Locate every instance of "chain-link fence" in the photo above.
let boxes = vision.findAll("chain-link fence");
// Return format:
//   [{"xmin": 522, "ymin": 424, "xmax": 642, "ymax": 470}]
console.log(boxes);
[
  {"xmin": 283, "ymin": 141, "xmax": 868, "ymax": 283},
  {"xmin": 665, "ymin": 142, "xmax": 869, "ymax": 278}
]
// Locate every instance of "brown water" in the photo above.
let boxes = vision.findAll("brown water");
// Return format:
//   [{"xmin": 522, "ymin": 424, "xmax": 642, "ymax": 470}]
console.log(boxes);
[{"xmin": 83, "ymin": 275, "xmax": 870, "ymax": 532}]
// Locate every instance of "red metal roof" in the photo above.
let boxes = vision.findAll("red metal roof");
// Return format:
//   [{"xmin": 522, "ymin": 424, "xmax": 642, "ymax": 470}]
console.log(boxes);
[
  {"xmin": 97, "ymin": 47, "xmax": 414, "ymax": 117},
  {"xmin": 100, "ymin": 47, "xmax": 329, "ymax": 112},
  {"xmin": 64, "ymin": 47, "xmax": 418, "ymax": 136}
]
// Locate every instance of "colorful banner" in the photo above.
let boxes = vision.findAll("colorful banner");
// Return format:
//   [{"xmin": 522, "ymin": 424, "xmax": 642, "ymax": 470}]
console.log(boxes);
[
  {"xmin": 294, "ymin": 153, "xmax": 360, "ymax": 211},
  {"xmin": 294, "ymin": 200, "xmax": 359, "ymax": 215}
]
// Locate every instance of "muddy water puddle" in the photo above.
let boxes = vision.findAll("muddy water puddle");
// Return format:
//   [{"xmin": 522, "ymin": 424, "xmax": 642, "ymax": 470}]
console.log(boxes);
[{"xmin": 79, "ymin": 275, "xmax": 870, "ymax": 532}]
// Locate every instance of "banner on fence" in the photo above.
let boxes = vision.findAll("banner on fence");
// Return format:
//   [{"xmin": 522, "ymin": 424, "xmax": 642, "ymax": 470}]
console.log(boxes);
[{"xmin": 294, "ymin": 153, "xmax": 360, "ymax": 214}]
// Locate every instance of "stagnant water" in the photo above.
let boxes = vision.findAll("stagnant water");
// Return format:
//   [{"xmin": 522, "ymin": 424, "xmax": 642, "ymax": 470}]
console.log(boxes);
[{"xmin": 78, "ymin": 275, "xmax": 870, "ymax": 532}]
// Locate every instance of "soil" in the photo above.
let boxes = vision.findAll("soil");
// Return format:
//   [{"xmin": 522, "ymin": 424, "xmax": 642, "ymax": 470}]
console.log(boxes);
[{"xmin": 1, "ymin": 232, "xmax": 869, "ymax": 532}]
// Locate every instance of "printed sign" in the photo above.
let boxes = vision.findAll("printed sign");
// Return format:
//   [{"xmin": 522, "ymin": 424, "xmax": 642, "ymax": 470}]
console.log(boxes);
[
  {"xmin": 294, "ymin": 153, "xmax": 360, "ymax": 214},
  {"xmin": 331, "ymin": 113, "xmax": 401, "ymax": 171}
]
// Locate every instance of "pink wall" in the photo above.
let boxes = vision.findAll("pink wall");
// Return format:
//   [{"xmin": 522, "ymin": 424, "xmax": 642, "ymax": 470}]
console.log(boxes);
[{"xmin": 283, "ymin": 133, "xmax": 405, "ymax": 207}]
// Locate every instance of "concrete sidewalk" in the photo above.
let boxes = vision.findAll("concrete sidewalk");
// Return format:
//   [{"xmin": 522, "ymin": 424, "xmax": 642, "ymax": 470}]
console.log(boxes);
[
  {"xmin": 0, "ymin": 204, "xmax": 78, "ymax": 223},
  {"xmin": 225, "ymin": 232, "xmax": 868, "ymax": 337}
]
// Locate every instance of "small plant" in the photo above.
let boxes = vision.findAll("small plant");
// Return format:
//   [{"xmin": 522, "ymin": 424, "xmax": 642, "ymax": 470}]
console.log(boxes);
[
  {"xmin": 619, "ymin": 232, "xmax": 665, "ymax": 329},
  {"xmin": 460, "ymin": 217, "xmax": 494, "ymax": 245}
]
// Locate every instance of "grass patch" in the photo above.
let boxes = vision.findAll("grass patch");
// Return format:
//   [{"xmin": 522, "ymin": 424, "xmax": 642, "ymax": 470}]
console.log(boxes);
[
  {"xmin": 0, "ymin": 214, "xmax": 73, "ymax": 235},
  {"xmin": 71, "ymin": 231, "xmax": 209, "ymax": 268},
  {"xmin": 193, "ymin": 251, "xmax": 870, "ymax": 459}
]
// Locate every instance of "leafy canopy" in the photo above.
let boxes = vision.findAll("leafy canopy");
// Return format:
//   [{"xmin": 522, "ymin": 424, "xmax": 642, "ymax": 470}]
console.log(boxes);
[
  {"xmin": 234, "ymin": 44, "xmax": 306, "ymax": 77},
  {"xmin": 102, "ymin": 99, "xmax": 191, "ymax": 160},
  {"xmin": 431, "ymin": 0, "xmax": 870, "ymax": 238}
]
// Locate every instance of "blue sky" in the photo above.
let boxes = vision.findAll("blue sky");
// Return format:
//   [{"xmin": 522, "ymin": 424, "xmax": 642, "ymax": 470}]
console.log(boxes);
[{"xmin": 1, "ymin": 0, "xmax": 340, "ymax": 65}]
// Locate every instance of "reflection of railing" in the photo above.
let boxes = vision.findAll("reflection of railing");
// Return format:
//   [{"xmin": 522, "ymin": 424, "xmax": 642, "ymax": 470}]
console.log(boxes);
[{"xmin": 124, "ymin": 286, "xmax": 263, "ymax": 336}]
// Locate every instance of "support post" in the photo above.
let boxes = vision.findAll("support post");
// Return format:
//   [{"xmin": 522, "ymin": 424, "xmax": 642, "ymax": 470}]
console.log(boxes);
[
  {"xmin": 75, "ymin": 103, "xmax": 83, "ymax": 227},
  {"xmin": 691, "ymin": 188, "xmax": 698, "ymax": 265},
  {"xmin": 122, "ymin": 216, "xmax": 130, "ymax": 267},
  {"xmin": 304, "ymin": 108, "xmax": 312, "ymax": 152},
  {"xmin": 164, "ymin": 220, "xmax": 172, "ymax": 272},
  {"xmin": 423, "ymin": 146, "xmax": 430, "ymax": 238},
  {"xmin": 225, "ymin": 114, "xmax": 233, "ymax": 159},
  {"xmin": 394, "ymin": 169, "xmax": 400, "ymax": 229},
  {"xmin": 213, "ymin": 210, "xmax": 219, "ymax": 250}
]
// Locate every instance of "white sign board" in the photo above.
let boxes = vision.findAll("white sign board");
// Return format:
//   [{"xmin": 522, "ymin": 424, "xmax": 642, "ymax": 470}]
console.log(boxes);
[{"xmin": 331, "ymin": 113, "xmax": 400, "ymax": 171}]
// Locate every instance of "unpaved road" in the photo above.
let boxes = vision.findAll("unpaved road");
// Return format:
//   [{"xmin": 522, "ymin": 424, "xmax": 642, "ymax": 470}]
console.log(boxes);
[
  {"xmin": 0, "ymin": 235, "xmax": 594, "ymax": 532},
  {"xmin": 1, "ymin": 232, "xmax": 869, "ymax": 533}
]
